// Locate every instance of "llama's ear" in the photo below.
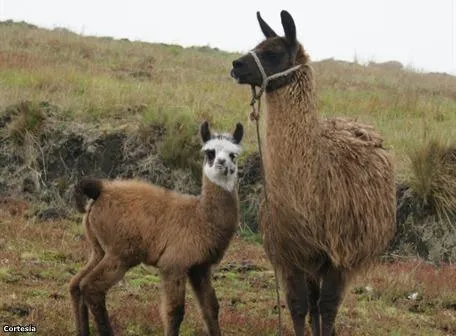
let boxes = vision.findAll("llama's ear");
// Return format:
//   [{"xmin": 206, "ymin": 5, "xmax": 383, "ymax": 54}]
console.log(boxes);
[
  {"xmin": 257, "ymin": 11, "xmax": 278, "ymax": 38},
  {"xmin": 281, "ymin": 10, "xmax": 296, "ymax": 44},
  {"xmin": 200, "ymin": 121, "xmax": 211, "ymax": 143},
  {"xmin": 232, "ymin": 122, "xmax": 244, "ymax": 144}
]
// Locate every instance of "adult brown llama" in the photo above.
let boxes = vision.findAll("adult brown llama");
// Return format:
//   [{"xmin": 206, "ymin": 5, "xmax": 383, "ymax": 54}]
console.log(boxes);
[
  {"xmin": 231, "ymin": 10, "xmax": 396, "ymax": 336},
  {"xmin": 69, "ymin": 121, "xmax": 244, "ymax": 336}
]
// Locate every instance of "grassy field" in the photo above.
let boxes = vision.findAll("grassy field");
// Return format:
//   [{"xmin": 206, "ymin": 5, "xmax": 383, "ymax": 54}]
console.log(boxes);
[
  {"xmin": 1, "ymin": 21, "xmax": 456, "ymax": 335},
  {"xmin": 0, "ymin": 206, "xmax": 455, "ymax": 336},
  {"xmin": 2, "ymin": 21, "xmax": 456, "ymax": 176}
]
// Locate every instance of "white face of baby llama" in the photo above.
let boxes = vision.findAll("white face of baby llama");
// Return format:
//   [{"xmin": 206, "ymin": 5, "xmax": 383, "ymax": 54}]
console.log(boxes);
[{"xmin": 200, "ymin": 122, "xmax": 244, "ymax": 192}]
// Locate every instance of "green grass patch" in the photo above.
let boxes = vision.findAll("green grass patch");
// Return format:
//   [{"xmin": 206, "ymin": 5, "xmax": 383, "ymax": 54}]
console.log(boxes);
[
  {"xmin": 0, "ymin": 267, "xmax": 22, "ymax": 283},
  {"xmin": 39, "ymin": 249, "xmax": 71, "ymax": 263},
  {"xmin": 127, "ymin": 274, "xmax": 160, "ymax": 288},
  {"xmin": 28, "ymin": 289, "xmax": 49, "ymax": 297},
  {"xmin": 144, "ymin": 106, "xmax": 202, "ymax": 180}
]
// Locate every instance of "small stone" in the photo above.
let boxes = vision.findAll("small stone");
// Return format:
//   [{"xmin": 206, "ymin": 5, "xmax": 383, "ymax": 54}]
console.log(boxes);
[
  {"xmin": 2, "ymin": 303, "xmax": 32, "ymax": 317},
  {"xmin": 407, "ymin": 292, "xmax": 419, "ymax": 301},
  {"xmin": 36, "ymin": 207, "xmax": 68, "ymax": 221},
  {"xmin": 22, "ymin": 177, "xmax": 36, "ymax": 193},
  {"xmin": 86, "ymin": 144, "xmax": 97, "ymax": 154}
]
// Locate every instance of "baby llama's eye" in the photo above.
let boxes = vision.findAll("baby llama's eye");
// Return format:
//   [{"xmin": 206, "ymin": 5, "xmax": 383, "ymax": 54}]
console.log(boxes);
[
  {"xmin": 205, "ymin": 149, "xmax": 215, "ymax": 161},
  {"xmin": 229, "ymin": 153, "xmax": 237, "ymax": 162}
]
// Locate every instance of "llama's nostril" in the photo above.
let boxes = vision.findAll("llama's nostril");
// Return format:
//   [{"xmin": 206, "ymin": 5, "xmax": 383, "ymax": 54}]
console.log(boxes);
[
  {"xmin": 217, "ymin": 158, "xmax": 226, "ymax": 165},
  {"xmin": 232, "ymin": 60, "xmax": 244, "ymax": 69}
]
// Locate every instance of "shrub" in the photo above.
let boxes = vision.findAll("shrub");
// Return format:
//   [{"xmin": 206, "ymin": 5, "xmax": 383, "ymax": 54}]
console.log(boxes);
[
  {"xmin": 143, "ymin": 106, "xmax": 202, "ymax": 182},
  {"xmin": 408, "ymin": 138, "xmax": 456, "ymax": 223},
  {"xmin": 391, "ymin": 138, "xmax": 456, "ymax": 263},
  {"xmin": 4, "ymin": 101, "xmax": 46, "ymax": 145}
]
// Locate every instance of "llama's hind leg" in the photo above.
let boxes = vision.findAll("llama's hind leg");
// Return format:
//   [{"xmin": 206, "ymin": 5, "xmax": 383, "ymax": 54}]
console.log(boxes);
[
  {"xmin": 70, "ymin": 249, "xmax": 104, "ymax": 336},
  {"xmin": 319, "ymin": 266, "xmax": 345, "ymax": 336},
  {"xmin": 160, "ymin": 271, "xmax": 187, "ymax": 336},
  {"xmin": 69, "ymin": 234, "xmax": 105, "ymax": 336},
  {"xmin": 188, "ymin": 264, "xmax": 221, "ymax": 336},
  {"xmin": 80, "ymin": 255, "xmax": 128, "ymax": 336},
  {"xmin": 307, "ymin": 277, "xmax": 321, "ymax": 336},
  {"xmin": 283, "ymin": 268, "xmax": 309, "ymax": 336}
]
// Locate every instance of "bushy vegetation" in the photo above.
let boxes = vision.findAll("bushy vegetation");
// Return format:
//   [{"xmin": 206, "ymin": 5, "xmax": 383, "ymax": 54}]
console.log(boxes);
[
  {"xmin": 391, "ymin": 139, "xmax": 456, "ymax": 262},
  {"xmin": 3, "ymin": 101, "xmax": 46, "ymax": 145},
  {"xmin": 144, "ymin": 106, "xmax": 203, "ymax": 182},
  {"xmin": 408, "ymin": 139, "xmax": 456, "ymax": 223}
]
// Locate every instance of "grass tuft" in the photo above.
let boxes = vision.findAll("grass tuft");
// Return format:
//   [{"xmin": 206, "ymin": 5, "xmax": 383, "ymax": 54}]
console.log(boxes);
[
  {"xmin": 408, "ymin": 138, "xmax": 456, "ymax": 223},
  {"xmin": 5, "ymin": 101, "xmax": 46, "ymax": 145},
  {"xmin": 144, "ymin": 106, "xmax": 203, "ymax": 181}
]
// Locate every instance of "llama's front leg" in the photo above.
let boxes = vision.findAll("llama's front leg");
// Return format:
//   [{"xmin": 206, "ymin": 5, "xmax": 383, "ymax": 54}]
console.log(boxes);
[
  {"xmin": 307, "ymin": 278, "xmax": 321, "ymax": 336},
  {"xmin": 80, "ymin": 255, "xmax": 128, "ymax": 336},
  {"xmin": 283, "ymin": 268, "xmax": 309, "ymax": 336},
  {"xmin": 319, "ymin": 266, "xmax": 345, "ymax": 336},
  {"xmin": 69, "ymin": 247, "xmax": 104, "ymax": 336},
  {"xmin": 188, "ymin": 264, "xmax": 221, "ymax": 336},
  {"xmin": 160, "ymin": 271, "xmax": 186, "ymax": 336}
]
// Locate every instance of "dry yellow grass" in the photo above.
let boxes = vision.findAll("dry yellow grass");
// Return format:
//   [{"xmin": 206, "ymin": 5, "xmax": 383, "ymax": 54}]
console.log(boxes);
[{"xmin": 1, "ymin": 21, "xmax": 456, "ymax": 176}]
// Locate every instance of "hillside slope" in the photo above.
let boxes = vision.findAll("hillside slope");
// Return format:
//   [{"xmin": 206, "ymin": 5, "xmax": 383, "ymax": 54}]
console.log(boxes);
[{"xmin": 1, "ymin": 20, "xmax": 456, "ymax": 175}]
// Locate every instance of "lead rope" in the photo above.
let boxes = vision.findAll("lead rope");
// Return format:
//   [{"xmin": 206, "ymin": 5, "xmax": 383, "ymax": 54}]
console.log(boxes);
[
  {"xmin": 247, "ymin": 50, "xmax": 302, "ymax": 336},
  {"xmin": 249, "ymin": 91, "xmax": 283, "ymax": 336}
]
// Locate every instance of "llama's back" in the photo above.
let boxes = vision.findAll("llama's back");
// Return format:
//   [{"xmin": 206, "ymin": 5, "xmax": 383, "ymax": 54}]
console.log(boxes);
[
  {"xmin": 320, "ymin": 117, "xmax": 384, "ymax": 148},
  {"xmin": 318, "ymin": 117, "xmax": 396, "ymax": 270},
  {"xmin": 85, "ymin": 179, "xmax": 201, "ymax": 264}
]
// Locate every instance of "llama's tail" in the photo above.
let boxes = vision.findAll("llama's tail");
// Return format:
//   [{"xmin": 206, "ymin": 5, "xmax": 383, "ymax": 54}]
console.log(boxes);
[{"xmin": 74, "ymin": 178, "xmax": 103, "ymax": 213}]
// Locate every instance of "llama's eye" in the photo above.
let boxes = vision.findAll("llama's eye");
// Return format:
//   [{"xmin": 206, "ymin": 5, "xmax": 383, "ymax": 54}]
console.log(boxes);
[
  {"xmin": 205, "ymin": 149, "xmax": 215, "ymax": 161},
  {"xmin": 263, "ymin": 50, "xmax": 286, "ymax": 65},
  {"xmin": 263, "ymin": 50, "xmax": 278, "ymax": 58},
  {"xmin": 263, "ymin": 50, "xmax": 285, "ymax": 59},
  {"xmin": 229, "ymin": 153, "xmax": 237, "ymax": 162}
]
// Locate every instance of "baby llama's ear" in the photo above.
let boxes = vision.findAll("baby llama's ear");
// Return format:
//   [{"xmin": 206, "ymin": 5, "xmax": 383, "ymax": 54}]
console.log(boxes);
[
  {"xmin": 200, "ymin": 121, "xmax": 211, "ymax": 143},
  {"xmin": 232, "ymin": 122, "xmax": 244, "ymax": 144}
]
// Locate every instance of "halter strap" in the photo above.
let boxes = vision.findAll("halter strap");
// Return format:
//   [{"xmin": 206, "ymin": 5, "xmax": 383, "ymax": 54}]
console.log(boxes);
[
  {"xmin": 248, "ymin": 50, "xmax": 302, "ymax": 99},
  {"xmin": 247, "ymin": 49, "xmax": 299, "ymax": 336}
]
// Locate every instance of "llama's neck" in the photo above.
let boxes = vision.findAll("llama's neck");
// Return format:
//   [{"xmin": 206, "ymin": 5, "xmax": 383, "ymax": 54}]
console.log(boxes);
[
  {"xmin": 200, "ymin": 174, "xmax": 239, "ymax": 224},
  {"xmin": 263, "ymin": 64, "xmax": 321, "ymax": 202},
  {"xmin": 191, "ymin": 173, "xmax": 238, "ymax": 265}
]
